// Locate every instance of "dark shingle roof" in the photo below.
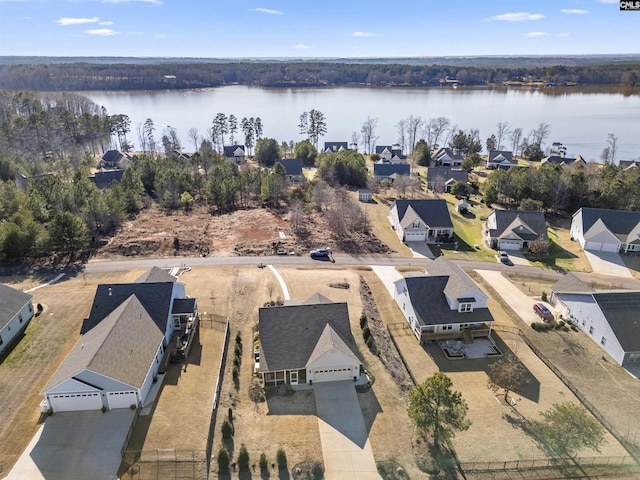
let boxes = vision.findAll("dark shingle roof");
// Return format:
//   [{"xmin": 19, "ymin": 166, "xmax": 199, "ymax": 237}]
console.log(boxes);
[
  {"xmin": 135, "ymin": 266, "xmax": 177, "ymax": 284},
  {"xmin": 258, "ymin": 302, "xmax": 359, "ymax": 372},
  {"xmin": 101, "ymin": 150, "xmax": 124, "ymax": 163},
  {"xmin": 275, "ymin": 158, "xmax": 303, "ymax": 176},
  {"xmin": 577, "ymin": 208, "xmax": 640, "ymax": 241},
  {"xmin": 81, "ymin": 282, "xmax": 174, "ymax": 335},
  {"xmin": 488, "ymin": 210, "xmax": 547, "ymax": 241},
  {"xmin": 551, "ymin": 273, "xmax": 594, "ymax": 295},
  {"xmin": 393, "ymin": 199, "xmax": 454, "ymax": 229},
  {"xmin": 223, "ymin": 145, "xmax": 245, "ymax": 157},
  {"xmin": 593, "ymin": 292, "xmax": 640, "ymax": 352},
  {"xmin": 324, "ymin": 142, "xmax": 348, "ymax": 152},
  {"xmin": 488, "ymin": 150, "xmax": 515, "ymax": 164},
  {"xmin": 90, "ymin": 169, "xmax": 125, "ymax": 189},
  {"xmin": 172, "ymin": 298, "xmax": 197, "ymax": 315},
  {"xmin": 0, "ymin": 283, "xmax": 32, "ymax": 330},
  {"xmin": 426, "ymin": 167, "xmax": 468, "ymax": 185},
  {"xmin": 374, "ymin": 163, "xmax": 410, "ymax": 177}
]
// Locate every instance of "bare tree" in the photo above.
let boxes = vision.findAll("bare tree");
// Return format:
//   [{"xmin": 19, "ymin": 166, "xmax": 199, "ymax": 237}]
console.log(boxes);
[
  {"xmin": 360, "ymin": 116, "xmax": 379, "ymax": 154},
  {"xmin": 425, "ymin": 117, "xmax": 451, "ymax": 149},
  {"xmin": 405, "ymin": 115, "xmax": 423, "ymax": 153},
  {"xmin": 509, "ymin": 127, "xmax": 523, "ymax": 155},
  {"xmin": 311, "ymin": 180, "xmax": 332, "ymax": 211},
  {"xmin": 351, "ymin": 131, "xmax": 360, "ymax": 152},
  {"xmin": 495, "ymin": 121, "xmax": 512, "ymax": 150},
  {"xmin": 394, "ymin": 175, "xmax": 410, "ymax": 198},
  {"xmin": 606, "ymin": 133, "xmax": 618, "ymax": 164},
  {"xmin": 532, "ymin": 122, "xmax": 551, "ymax": 148},
  {"xmin": 530, "ymin": 236, "xmax": 551, "ymax": 257},
  {"xmin": 396, "ymin": 119, "xmax": 407, "ymax": 154},
  {"xmin": 487, "ymin": 353, "xmax": 528, "ymax": 404},
  {"xmin": 188, "ymin": 128, "xmax": 199, "ymax": 152},
  {"xmin": 289, "ymin": 200, "xmax": 306, "ymax": 235}
]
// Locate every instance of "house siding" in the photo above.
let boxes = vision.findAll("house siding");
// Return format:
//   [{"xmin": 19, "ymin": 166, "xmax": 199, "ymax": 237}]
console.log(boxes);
[{"xmin": 0, "ymin": 300, "xmax": 34, "ymax": 356}]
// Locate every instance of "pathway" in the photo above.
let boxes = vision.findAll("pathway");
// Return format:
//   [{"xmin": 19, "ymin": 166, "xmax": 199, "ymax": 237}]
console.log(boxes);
[{"xmin": 267, "ymin": 264, "xmax": 291, "ymax": 300}]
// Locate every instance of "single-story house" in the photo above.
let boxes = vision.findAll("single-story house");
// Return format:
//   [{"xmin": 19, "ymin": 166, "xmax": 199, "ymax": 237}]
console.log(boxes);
[
  {"xmin": 275, "ymin": 158, "xmax": 305, "ymax": 184},
  {"xmin": 99, "ymin": 150, "xmax": 129, "ymax": 170},
  {"xmin": 258, "ymin": 295, "xmax": 362, "ymax": 386},
  {"xmin": 433, "ymin": 147, "xmax": 463, "ymax": 167},
  {"xmin": 0, "ymin": 283, "xmax": 34, "ymax": 357},
  {"xmin": 570, "ymin": 207, "xmax": 640, "ymax": 253},
  {"xmin": 541, "ymin": 154, "xmax": 586, "ymax": 170},
  {"xmin": 425, "ymin": 167, "xmax": 468, "ymax": 192},
  {"xmin": 89, "ymin": 169, "xmax": 125, "ymax": 189},
  {"xmin": 324, "ymin": 142, "xmax": 349, "ymax": 154},
  {"xmin": 389, "ymin": 199, "xmax": 454, "ymax": 243},
  {"xmin": 358, "ymin": 189, "xmax": 373, "ymax": 202},
  {"xmin": 41, "ymin": 267, "xmax": 197, "ymax": 412},
  {"xmin": 376, "ymin": 145, "xmax": 406, "ymax": 163},
  {"xmin": 485, "ymin": 210, "xmax": 548, "ymax": 251},
  {"xmin": 223, "ymin": 145, "xmax": 246, "ymax": 163},
  {"xmin": 619, "ymin": 160, "xmax": 640, "ymax": 171},
  {"xmin": 550, "ymin": 277, "xmax": 640, "ymax": 368},
  {"xmin": 374, "ymin": 163, "xmax": 410, "ymax": 182},
  {"xmin": 487, "ymin": 150, "xmax": 517, "ymax": 169},
  {"xmin": 393, "ymin": 257, "xmax": 494, "ymax": 343}
]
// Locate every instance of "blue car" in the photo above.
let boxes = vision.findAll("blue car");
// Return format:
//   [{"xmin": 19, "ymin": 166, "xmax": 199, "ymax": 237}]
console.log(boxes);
[{"xmin": 310, "ymin": 248, "xmax": 330, "ymax": 258}]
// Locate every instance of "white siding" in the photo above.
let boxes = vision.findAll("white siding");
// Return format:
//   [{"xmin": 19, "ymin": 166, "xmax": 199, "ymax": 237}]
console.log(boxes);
[{"xmin": 307, "ymin": 349, "xmax": 360, "ymax": 383}]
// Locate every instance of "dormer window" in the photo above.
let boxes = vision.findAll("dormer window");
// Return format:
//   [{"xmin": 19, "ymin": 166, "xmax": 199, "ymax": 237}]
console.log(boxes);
[
  {"xmin": 459, "ymin": 303, "xmax": 473, "ymax": 312},
  {"xmin": 413, "ymin": 220, "xmax": 420, "ymax": 228}
]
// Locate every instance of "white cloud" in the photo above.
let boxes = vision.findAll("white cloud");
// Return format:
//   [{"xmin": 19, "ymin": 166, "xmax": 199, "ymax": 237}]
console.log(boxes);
[
  {"xmin": 99, "ymin": 21, "xmax": 114, "ymax": 25},
  {"xmin": 352, "ymin": 31, "xmax": 375, "ymax": 37},
  {"xmin": 524, "ymin": 31, "xmax": 549, "ymax": 37},
  {"xmin": 558, "ymin": 32, "xmax": 572, "ymax": 37},
  {"xmin": 56, "ymin": 17, "xmax": 99, "ymax": 26},
  {"xmin": 251, "ymin": 8, "xmax": 283, "ymax": 15},
  {"xmin": 84, "ymin": 28, "xmax": 119, "ymax": 36},
  {"xmin": 562, "ymin": 9, "xmax": 589, "ymax": 14},
  {"xmin": 293, "ymin": 44, "xmax": 311, "ymax": 49},
  {"xmin": 485, "ymin": 12, "xmax": 544, "ymax": 22}
]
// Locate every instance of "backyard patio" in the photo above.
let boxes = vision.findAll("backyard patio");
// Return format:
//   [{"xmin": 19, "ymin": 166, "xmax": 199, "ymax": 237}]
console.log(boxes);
[{"xmin": 439, "ymin": 338, "xmax": 503, "ymax": 359}]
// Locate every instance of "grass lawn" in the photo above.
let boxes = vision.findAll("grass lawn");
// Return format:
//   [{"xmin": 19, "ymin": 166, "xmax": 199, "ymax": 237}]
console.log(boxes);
[
  {"xmin": 621, "ymin": 253, "xmax": 640, "ymax": 280},
  {"xmin": 524, "ymin": 227, "xmax": 578, "ymax": 272}
]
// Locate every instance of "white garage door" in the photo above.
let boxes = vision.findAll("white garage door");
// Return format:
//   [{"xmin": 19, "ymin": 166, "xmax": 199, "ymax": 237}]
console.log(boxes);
[
  {"xmin": 107, "ymin": 391, "xmax": 138, "ymax": 409},
  {"xmin": 405, "ymin": 233, "xmax": 425, "ymax": 242},
  {"xmin": 312, "ymin": 367, "xmax": 353, "ymax": 383},
  {"xmin": 49, "ymin": 392, "xmax": 102, "ymax": 412},
  {"xmin": 600, "ymin": 243, "xmax": 619, "ymax": 253},
  {"xmin": 586, "ymin": 242, "xmax": 619, "ymax": 253},
  {"xmin": 499, "ymin": 240, "xmax": 521, "ymax": 250}
]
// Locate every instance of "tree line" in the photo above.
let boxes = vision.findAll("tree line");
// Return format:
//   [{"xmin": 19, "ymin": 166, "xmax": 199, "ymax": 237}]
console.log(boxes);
[{"xmin": 0, "ymin": 61, "xmax": 638, "ymax": 91}]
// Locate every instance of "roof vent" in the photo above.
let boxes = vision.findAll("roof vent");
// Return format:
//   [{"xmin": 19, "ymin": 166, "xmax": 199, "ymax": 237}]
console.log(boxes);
[{"xmin": 108, "ymin": 287, "xmax": 112, "ymax": 296}]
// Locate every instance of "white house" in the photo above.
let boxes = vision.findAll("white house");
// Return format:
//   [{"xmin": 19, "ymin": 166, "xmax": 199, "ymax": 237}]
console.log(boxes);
[
  {"xmin": 433, "ymin": 147, "xmax": 463, "ymax": 167},
  {"xmin": 570, "ymin": 207, "xmax": 640, "ymax": 253},
  {"xmin": 389, "ymin": 199, "xmax": 454, "ymax": 243},
  {"xmin": 0, "ymin": 283, "xmax": 34, "ymax": 357},
  {"xmin": 485, "ymin": 210, "xmax": 548, "ymax": 251},
  {"xmin": 223, "ymin": 145, "xmax": 246, "ymax": 163},
  {"xmin": 393, "ymin": 257, "xmax": 494, "ymax": 343},
  {"xmin": 258, "ymin": 295, "xmax": 362, "ymax": 385},
  {"xmin": 487, "ymin": 150, "xmax": 517, "ymax": 169}
]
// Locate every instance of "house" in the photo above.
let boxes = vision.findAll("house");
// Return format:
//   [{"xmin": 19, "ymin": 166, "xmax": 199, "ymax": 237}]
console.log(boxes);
[
  {"xmin": 487, "ymin": 150, "xmax": 517, "ymax": 169},
  {"xmin": 223, "ymin": 145, "xmax": 246, "ymax": 163},
  {"xmin": 0, "ymin": 283, "xmax": 34, "ymax": 357},
  {"xmin": 275, "ymin": 158, "xmax": 305, "ymax": 184},
  {"xmin": 89, "ymin": 169, "xmax": 125, "ymax": 189},
  {"xmin": 373, "ymin": 163, "xmax": 410, "ymax": 182},
  {"xmin": 41, "ymin": 267, "xmax": 197, "ymax": 412},
  {"xmin": 570, "ymin": 207, "xmax": 640, "ymax": 253},
  {"xmin": 358, "ymin": 189, "xmax": 373, "ymax": 202},
  {"xmin": 485, "ymin": 210, "xmax": 548, "ymax": 251},
  {"xmin": 619, "ymin": 160, "xmax": 640, "ymax": 171},
  {"xmin": 323, "ymin": 142, "xmax": 349, "ymax": 154},
  {"xmin": 425, "ymin": 167, "xmax": 468, "ymax": 192},
  {"xmin": 15, "ymin": 172, "xmax": 55, "ymax": 193},
  {"xmin": 393, "ymin": 257, "xmax": 494, "ymax": 343},
  {"xmin": 388, "ymin": 199, "xmax": 454, "ymax": 243},
  {"xmin": 550, "ymin": 277, "xmax": 640, "ymax": 368},
  {"xmin": 99, "ymin": 150, "xmax": 129, "ymax": 170},
  {"xmin": 541, "ymin": 154, "xmax": 586, "ymax": 169},
  {"xmin": 257, "ymin": 295, "xmax": 362, "ymax": 386},
  {"xmin": 433, "ymin": 147, "xmax": 464, "ymax": 167},
  {"xmin": 376, "ymin": 144, "xmax": 406, "ymax": 163}
]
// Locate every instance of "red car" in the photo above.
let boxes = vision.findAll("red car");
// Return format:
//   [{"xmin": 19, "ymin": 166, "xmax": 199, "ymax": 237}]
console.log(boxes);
[{"xmin": 533, "ymin": 303, "xmax": 554, "ymax": 322}]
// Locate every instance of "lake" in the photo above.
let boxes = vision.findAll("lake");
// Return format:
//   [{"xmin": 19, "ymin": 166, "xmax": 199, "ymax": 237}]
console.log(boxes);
[{"xmin": 83, "ymin": 86, "xmax": 640, "ymax": 161}]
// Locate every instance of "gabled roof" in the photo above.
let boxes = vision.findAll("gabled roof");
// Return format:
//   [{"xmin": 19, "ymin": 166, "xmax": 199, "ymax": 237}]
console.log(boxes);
[
  {"xmin": 619, "ymin": 160, "xmax": 640, "ymax": 171},
  {"xmin": 426, "ymin": 257, "xmax": 488, "ymax": 303},
  {"xmin": 303, "ymin": 293, "xmax": 334, "ymax": 305},
  {"xmin": 306, "ymin": 324, "xmax": 361, "ymax": 365},
  {"xmin": 392, "ymin": 199, "xmax": 454, "ymax": 229},
  {"xmin": 488, "ymin": 150, "xmax": 515, "ymax": 164},
  {"xmin": 426, "ymin": 167, "xmax": 468, "ymax": 185},
  {"xmin": 575, "ymin": 208, "xmax": 640, "ymax": 243},
  {"xmin": 488, "ymin": 210, "xmax": 547, "ymax": 241},
  {"xmin": 374, "ymin": 163, "xmax": 410, "ymax": 177},
  {"xmin": 89, "ymin": 169, "xmax": 125, "ymax": 189},
  {"xmin": 135, "ymin": 266, "xmax": 177, "ymax": 284},
  {"xmin": 223, "ymin": 145, "xmax": 245, "ymax": 157},
  {"xmin": 258, "ymin": 302, "xmax": 359, "ymax": 372},
  {"xmin": 593, "ymin": 292, "xmax": 640, "ymax": 352},
  {"xmin": 275, "ymin": 158, "xmax": 303, "ymax": 176},
  {"xmin": 551, "ymin": 273, "xmax": 595, "ymax": 295},
  {"xmin": 542, "ymin": 155, "xmax": 586, "ymax": 167},
  {"xmin": 434, "ymin": 147, "xmax": 464, "ymax": 162},
  {"xmin": 0, "ymin": 283, "xmax": 32, "ymax": 330},
  {"xmin": 101, "ymin": 150, "xmax": 125, "ymax": 163},
  {"xmin": 81, "ymin": 282, "xmax": 174, "ymax": 335},
  {"xmin": 43, "ymin": 295, "xmax": 164, "ymax": 393},
  {"xmin": 324, "ymin": 142, "xmax": 348, "ymax": 152},
  {"xmin": 376, "ymin": 145, "xmax": 393, "ymax": 154}
]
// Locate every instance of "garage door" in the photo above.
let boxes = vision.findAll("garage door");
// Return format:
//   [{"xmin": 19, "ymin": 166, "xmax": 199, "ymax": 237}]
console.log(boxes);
[
  {"xmin": 107, "ymin": 391, "xmax": 138, "ymax": 409},
  {"xmin": 405, "ymin": 233, "xmax": 425, "ymax": 242},
  {"xmin": 499, "ymin": 240, "xmax": 521, "ymax": 250},
  {"xmin": 312, "ymin": 367, "xmax": 353, "ymax": 383},
  {"xmin": 587, "ymin": 242, "xmax": 619, "ymax": 253},
  {"xmin": 600, "ymin": 243, "xmax": 619, "ymax": 253},
  {"xmin": 49, "ymin": 392, "xmax": 102, "ymax": 412}
]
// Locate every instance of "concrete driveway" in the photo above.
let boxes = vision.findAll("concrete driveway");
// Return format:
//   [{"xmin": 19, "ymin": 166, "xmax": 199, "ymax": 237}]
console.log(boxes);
[
  {"xmin": 314, "ymin": 382, "xmax": 381, "ymax": 480},
  {"xmin": 584, "ymin": 251, "xmax": 633, "ymax": 278},
  {"xmin": 475, "ymin": 270, "xmax": 559, "ymax": 325},
  {"xmin": 7, "ymin": 409, "xmax": 135, "ymax": 480},
  {"xmin": 405, "ymin": 242, "xmax": 435, "ymax": 259},
  {"xmin": 370, "ymin": 265, "xmax": 405, "ymax": 297}
]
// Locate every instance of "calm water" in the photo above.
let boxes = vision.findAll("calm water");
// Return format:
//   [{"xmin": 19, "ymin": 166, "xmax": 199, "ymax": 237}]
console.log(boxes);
[{"xmin": 83, "ymin": 86, "xmax": 640, "ymax": 161}]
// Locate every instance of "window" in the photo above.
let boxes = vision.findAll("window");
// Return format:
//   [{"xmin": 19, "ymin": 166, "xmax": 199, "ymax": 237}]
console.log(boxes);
[
  {"xmin": 630, "ymin": 353, "xmax": 640, "ymax": 363},
  {"xmin": 441, "ymin": 325, "xmax": 453, "ymax": 331},
  {"xmin": 413, "ymin": 220, "xmax": 420, "ymax": 228},
  {"xmin": 459, "ymin": 303, "xmax": 472, "ymax": 312},
  {"xmin": 19, "ymin": 314, "xmax": 23, "ymax": 323},
  {"xmin": 600, "ymin": 337, "xmax": 606, "ymax": 346},
  {"xmin": 589, "ymin": 326, "xmax": 594, "ymax": 335}
]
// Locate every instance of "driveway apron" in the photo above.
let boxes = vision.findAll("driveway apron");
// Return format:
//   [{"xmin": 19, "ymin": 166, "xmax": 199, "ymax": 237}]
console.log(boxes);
[
  {"xmin": 314, "ymin": 381, "xmax": 381, "ymax": 480},
  {"xmin": 584, "ymin": 251, "xmax": 633, "ymax": 278}
]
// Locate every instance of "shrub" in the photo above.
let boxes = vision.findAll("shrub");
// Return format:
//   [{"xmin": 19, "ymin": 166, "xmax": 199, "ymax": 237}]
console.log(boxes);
[
  {"xmin": 233, "ymin": 356, "xmax": 240, "ymax": 368},
  {"xmin": 173, "ymin": 236, "xmax": 180, "ymax": 250},
  {"xmin": 221, "ymin": 419, "xmax": 234, "ymax": 438},
  {"xmin": 259, "ymin": 453, "xmax": 268, "ymax": 471},
  {"xmin": 101, "ymin": 405, "xmax": 107, "ymax": 413},
  {"xmin": 232, "ymin": 366, "xmax": 239, "ymax": 379},
  {"xmin": 235, "ymin": 331, "xmax": 242, "ymax": 346},
  {"xmin": 228, "ymin": 407, "xmax": 233, "ymax": 422},
  {"xmin": 541, "ymin": 291, "xmax": 548, "ymax": 302},
  {"xmin": 276, "ymin": 448, "xmax": 287, "ymax": 469},
  {"xmin": 217, "ymin": 447, "xmax": 230, "ymax": 470},
  {"xmin": 360, "ymin": 312, "xmax": 368, "ymax": 328},
  {"xmin": 362, "ymin": 326, "xmax": 371, "ymax": 341},
  {"xmin": 234, "ymin": 344, "xmax": 242, "ymax": 357},
  {"xmin": 237, "ymin": 444, "xmax": 250, "ymax": 470}
]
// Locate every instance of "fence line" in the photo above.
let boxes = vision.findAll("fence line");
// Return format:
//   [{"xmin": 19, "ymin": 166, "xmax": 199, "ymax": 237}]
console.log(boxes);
[
  {"xmin": 386, "ymin": 324, "xmax": 417, "ymax": 386},
  {"xmin": 461, "ymin": 455, "xmax": 639, "ymax": 473}
]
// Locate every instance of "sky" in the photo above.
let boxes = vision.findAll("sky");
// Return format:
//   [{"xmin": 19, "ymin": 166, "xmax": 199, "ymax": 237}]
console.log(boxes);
[{"xmin": 0, "ymin": 0, "xmax": 638, "ymax": 58}]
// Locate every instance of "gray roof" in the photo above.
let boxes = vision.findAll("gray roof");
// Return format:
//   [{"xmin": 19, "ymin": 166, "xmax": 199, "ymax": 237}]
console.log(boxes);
[
  {"xmin": 82, "ymin": 282, "xmax": 174, "ymax": 335},
  {"xmin": 303, "ymin": 293, "xmax": 334, "ymax": 305},
  {"xmin": 576, "ymin": 208, "xmax": 640, "ymax": 243},
  {"xmin": 258, "ymin": 302, "xmax": 360, "ymax": 372},
  {"xmin": 593, "ymin": 292, "xmax": 640, "ymax": 352},
  {"xmin": 392, "ymin": 199, "xmax": 454, "ymax": 229},
  {"xmin": 619, "ymin": 160, "xmax": 640, "ymax": 171},
  {"xmin": 135, "ymin": 266, "xmax": 177, "ymax": 284},
  {"xmin": 0, "ymin": 283, "xmax": 32, "ymax": 330},
  {"xmin": 426, "ymin": 167, "xmax": 468, "ymax": 185},
  {"xmin": 223, "ymin": 145, "xmax": 245, "ymax": 157},
  {"xmin": 101, "ymin": 150, "xmax": 124, "ymax": 163},
  {"xmin": 488, "ymin": 210, "xmax": 547, "ymax": 241},
  {"xmin": 324, "ymin": 142, "xmax": 349, "ymax": 152},
  {"xmin": 43, "ymin": 295, "xmax": 164, "ymax": 392},
  {"xmin": 374, "ymin": 163, "xmax": 410, "ymax": 177},
  {"xmin": 275, "ymin": 158, "xmax": 303, "ymax": 176},
  {"xmin": 426, "ymin": 257, "xmax": 488, "ymax": 303},
  {"xmin": 307, "ymin": 324, "xmax": 361, "ymax": 365},
  {"xmin": 551, "ymin": 273, "xmax": 594, "ymax": 295},
  {"xmin": 89, "ymin": 169, "xmax": 125, "ymax": 189},
  {"xmin": 172, "ymin": 298, "xmax": 197, "ymax": 315},
  {"xmin": 488, "ymin": 150, "xmax": 515, "ymax": 164}
]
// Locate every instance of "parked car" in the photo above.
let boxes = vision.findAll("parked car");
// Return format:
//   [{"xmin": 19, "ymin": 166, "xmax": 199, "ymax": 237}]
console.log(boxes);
[
  {"xmin": 310, "ymin": 248, "xmax": 330, "ymax": 258},
  {"xmin": 497, "ymin": 251, "xmax": 513, "ymax": 266},
  {"xmin": 533, "ymin": 303, "xmax": 554, "ymax": 322}
]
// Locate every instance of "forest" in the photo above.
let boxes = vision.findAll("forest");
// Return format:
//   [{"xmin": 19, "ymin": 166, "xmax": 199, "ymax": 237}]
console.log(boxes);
[{"xmin": 0, "ymin": 59, "xmax": 638, "ymax": 91}]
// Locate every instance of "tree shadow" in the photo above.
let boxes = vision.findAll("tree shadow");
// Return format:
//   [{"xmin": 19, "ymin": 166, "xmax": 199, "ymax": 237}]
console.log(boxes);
[
  {"xmin": 238, "ymin": 468, "xmax": 253, "ymax": 480},
  {"xmin": 278, "ymin": 468, "xmax": 290, "ymax": 480}
]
